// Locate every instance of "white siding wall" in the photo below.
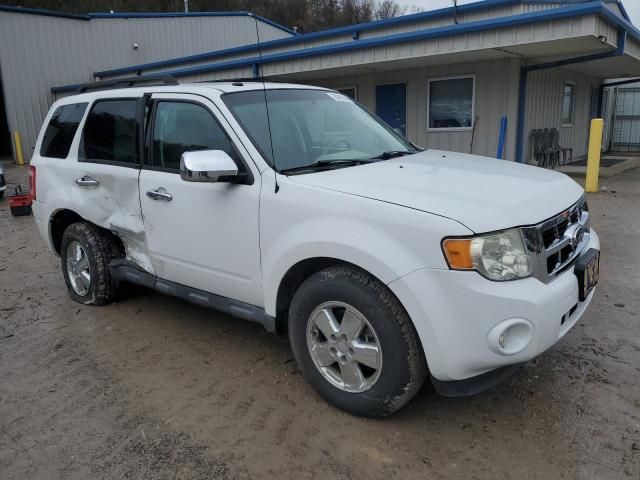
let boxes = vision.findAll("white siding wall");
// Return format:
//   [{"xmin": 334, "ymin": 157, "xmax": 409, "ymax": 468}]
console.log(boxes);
[
  {"xmin": 524, "ymin": 67, "xmax": 601, "ymax": 162},
  {"xmin": 0, "ymin": 11, "xmax": 291, "ymax": 157},
  {"xmin": 148, "ymin": 4, "xmax": 609, "ymax": 78},
  {"xmin": 241, "ymin": 14, "xmax": 602, "ymax": 80},
  {"xmin": 627, "ymin": 37, "xmax": 640, "ymax": 60},
  {"xmin": 310, "ymin": 58, "xmax": 521, "ymax": 161}
]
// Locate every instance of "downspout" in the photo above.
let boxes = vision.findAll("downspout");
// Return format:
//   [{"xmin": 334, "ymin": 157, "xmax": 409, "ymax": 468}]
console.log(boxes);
[
  {"xmin": 597, "ymin": 84, "xmax": 605, "ymax": 118},
  {"xmin": 515, "ymin": 28, "xmax": 627, "ymax": 163}
]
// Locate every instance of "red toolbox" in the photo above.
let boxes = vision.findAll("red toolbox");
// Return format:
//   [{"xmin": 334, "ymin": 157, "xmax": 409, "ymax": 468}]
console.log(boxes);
[{"xmin": 9, "ymin": 185, "xmax": 32, "ymax": 217}]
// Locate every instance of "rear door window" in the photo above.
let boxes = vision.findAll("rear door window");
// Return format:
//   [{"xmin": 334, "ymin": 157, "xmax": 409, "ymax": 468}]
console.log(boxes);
[
  {"xmin": 83, "ymin": 99, "xmax": 139, "ymax": 165},
  {"xmin": 40, "ymin": 103, "xmax": 88, "ymax": 159}
]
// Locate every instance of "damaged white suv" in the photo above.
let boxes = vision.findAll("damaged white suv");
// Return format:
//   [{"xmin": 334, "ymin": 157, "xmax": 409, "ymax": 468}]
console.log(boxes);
[{"xmin": 31, "ymin": 80, "xmax": 600, "ymax": 417}]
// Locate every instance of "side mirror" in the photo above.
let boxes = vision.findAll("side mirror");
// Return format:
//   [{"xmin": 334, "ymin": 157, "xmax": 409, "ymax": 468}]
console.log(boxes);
[{"xmin": 180, "ymin": 150, "xmax": 238, "ymax": 183}]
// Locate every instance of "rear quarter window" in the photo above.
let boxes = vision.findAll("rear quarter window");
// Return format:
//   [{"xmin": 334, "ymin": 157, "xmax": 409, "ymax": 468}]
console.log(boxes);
[{"xmin": 40, "ymin": 103, "xmax": 88, "ymax": 159}]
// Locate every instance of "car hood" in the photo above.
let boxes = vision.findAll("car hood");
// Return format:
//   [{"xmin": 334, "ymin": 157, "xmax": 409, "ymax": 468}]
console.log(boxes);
[{"xmin": 289, "ymin": 150, "xmax": 584, "ymax": 233}]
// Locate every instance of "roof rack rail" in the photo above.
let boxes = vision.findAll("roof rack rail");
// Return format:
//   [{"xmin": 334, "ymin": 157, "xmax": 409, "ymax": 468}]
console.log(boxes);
[
  {"xmin": 195, "ymin": 77, "xmax": 279, "ymax": 84},
  {"xmin": 75, "ymin": 75, "xmax": 179, "ymax": 93}
]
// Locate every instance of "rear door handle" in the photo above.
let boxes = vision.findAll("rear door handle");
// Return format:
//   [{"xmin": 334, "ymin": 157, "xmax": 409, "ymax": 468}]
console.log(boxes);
[
  {"xmin": 75, "ymin": 176, "xmax": 99, "ymax": 187},
  {"xmin": 146, "ymin": 188, "xmax": 173, "ymax": 202}
]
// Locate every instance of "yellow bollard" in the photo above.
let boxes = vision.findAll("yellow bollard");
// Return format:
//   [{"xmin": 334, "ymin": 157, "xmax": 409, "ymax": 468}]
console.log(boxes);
[
  {"xmin": 585, "ymin": 119, "xmax": 604, "ymax": 193},
  {"xmin": 13, "ymin": 131, "xmax": 25, "ymax": 166}
]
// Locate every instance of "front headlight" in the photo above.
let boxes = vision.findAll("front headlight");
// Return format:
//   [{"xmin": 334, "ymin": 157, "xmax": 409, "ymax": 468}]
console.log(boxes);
[{"xmin": 442, "ymin": 228, "xmax": 533, "ymax": 281}]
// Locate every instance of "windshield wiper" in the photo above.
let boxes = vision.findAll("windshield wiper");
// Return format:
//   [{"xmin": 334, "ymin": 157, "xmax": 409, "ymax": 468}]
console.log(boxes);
[
  {"xmin": 279, "ymin": 159, "xmax": 377, "ymax": 174},
  {"xmin": 370, "ymin": 150, "xmax": 416, "ymax": 160}
]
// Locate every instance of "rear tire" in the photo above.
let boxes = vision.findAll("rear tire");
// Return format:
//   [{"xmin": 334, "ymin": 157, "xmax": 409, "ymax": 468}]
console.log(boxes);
[
  {"xmin": 288, "ymin": 266, "xmax": 427, "ymax": 418},
  {"xmin": 60, "ymin": 222, "xmax": 123, "ymax": 306}
]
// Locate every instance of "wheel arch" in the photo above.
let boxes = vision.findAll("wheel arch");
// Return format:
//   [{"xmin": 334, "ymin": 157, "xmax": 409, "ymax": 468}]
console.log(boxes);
[
  {"xmin": 50, "ymin": 209, "xmax": 124, "ymax": 256},
  {"xmin": 50, "ymin": 209, "xmax": 84, "ymax": 255},
  {"xmin": 273, "ymin": 256, "xmax": 406, "ymax": 336}
]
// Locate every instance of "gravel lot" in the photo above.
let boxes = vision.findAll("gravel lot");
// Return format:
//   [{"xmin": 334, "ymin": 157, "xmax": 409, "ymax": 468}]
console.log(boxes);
[{"xmin": 1, "ymin": 163, "xmax": 639, "ymax": 480}]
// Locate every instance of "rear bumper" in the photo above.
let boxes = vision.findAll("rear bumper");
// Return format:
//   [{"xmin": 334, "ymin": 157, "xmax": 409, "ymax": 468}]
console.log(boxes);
[{"xmin": 388, "ymin": 229, "xmax": 600, "ymax": 382}]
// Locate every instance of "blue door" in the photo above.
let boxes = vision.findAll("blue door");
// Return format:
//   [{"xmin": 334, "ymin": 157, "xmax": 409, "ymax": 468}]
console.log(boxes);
[{"xmin": 376, "ymin": 83, "xmax": 407, "ymax": 136}]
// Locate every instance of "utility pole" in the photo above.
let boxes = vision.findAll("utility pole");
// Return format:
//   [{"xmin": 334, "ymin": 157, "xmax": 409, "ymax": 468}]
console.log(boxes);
[{"xmin": 184, "ymin": 0, "xmax": 189, "ymax": 13}]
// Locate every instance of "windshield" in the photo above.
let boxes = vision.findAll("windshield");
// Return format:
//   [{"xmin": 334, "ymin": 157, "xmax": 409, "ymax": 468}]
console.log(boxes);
[{"xmin": 222, "ymin": 89, "xmax": 416, "ymax": 173}]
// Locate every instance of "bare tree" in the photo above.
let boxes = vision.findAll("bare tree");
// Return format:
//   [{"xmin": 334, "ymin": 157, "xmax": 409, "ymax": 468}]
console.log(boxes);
[
  {"xmin": 375, "ymin": 0, "xmax": 406, "ymax": 20},
  {"xmin": 9, "ymin": 0, "xmax": 408, "ymax": 31}
]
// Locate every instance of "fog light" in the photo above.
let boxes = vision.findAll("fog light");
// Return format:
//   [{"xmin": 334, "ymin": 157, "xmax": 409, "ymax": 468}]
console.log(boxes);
[{"xmin": 487, "ymin": 318, "xmax": 534, "ymax": 355}]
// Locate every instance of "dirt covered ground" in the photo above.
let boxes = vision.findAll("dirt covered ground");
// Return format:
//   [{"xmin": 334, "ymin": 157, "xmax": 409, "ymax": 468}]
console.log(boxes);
[{"xmin": 1, "ymin": 163, "xmax": 639, "ymax": 480}]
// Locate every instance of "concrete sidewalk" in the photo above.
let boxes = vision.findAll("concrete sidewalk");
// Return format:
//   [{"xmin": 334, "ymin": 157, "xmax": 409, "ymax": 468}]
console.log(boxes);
[{"xmin": 559, "ymin": 155, "xmax": 640, "ymax": 179}]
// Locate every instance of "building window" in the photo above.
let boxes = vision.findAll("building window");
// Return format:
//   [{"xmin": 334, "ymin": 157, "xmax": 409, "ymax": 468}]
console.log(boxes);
[
  {"xmin": 428, "ymin": 76, "xmax": 475, "ymax": 130},
  {"xmin": 40, "ymin": 103, "xmax": 88, "ymax": 159},
  {"xmin": 562, "ymin": 81, "xmax": 576, "ymax": 126},
  {"xmin": 337, "ymin": 87, "xmax": 357, "ymax": 101}
]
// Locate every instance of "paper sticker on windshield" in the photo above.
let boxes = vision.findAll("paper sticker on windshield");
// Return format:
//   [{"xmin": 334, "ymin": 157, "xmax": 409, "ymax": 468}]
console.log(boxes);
[{"xmin": 326, "ymin": 92, "xmax": 352, "ymax": 102}]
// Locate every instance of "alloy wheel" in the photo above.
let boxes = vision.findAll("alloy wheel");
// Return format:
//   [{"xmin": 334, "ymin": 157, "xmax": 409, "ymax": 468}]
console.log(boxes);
[
  {"xmin": 306, "ymin": 301, "xmax": 382, "ymax": 393},
  {"xmin": 66, "ymin": 241, "xmax": 91, "ymax": 296}
]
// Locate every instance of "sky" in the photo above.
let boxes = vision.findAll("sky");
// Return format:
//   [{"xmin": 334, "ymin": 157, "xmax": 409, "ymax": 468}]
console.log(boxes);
[{"xmin": 395, "ymin": 0, "xmax": 640, "ymax": 26}]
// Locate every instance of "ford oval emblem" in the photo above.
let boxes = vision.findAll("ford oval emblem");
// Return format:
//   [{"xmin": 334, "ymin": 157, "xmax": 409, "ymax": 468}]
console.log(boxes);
[{"xmin": 572, "ymin": 227, "xmax": 585, "ymax": 245}]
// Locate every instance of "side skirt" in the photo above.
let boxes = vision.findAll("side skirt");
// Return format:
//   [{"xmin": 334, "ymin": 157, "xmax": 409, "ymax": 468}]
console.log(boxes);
[{"xmin": 109, "ymin": 260, "xmax": 275, "ymax": 333}]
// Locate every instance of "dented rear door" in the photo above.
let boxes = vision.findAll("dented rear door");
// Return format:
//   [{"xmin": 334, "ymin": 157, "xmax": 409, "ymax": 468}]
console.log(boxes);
[{"xmin": 73, "ymin": 95, "xmax": 153, "ymax": 272}]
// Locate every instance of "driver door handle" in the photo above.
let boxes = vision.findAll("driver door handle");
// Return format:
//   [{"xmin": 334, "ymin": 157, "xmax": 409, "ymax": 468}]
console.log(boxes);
[
  {"xmin": 75, "ymin": 176, "xmax": 99, "ymax": 187},
  {"xmin": 146, "ymin": 188, "xmax": 173, "ymax": 202}
]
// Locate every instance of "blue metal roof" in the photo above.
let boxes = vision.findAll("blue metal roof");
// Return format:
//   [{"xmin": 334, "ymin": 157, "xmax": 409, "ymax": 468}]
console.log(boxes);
[
  {"xmin": 92, "ymin": 0, "xmax": 634, "ymax": 80},
  {"xmin": 0, "ymin": 5, "xmax": 297, "ymax": 35},
  {"xmin": 50, "ymin": 0, "xmax": 640, "ymax": 93},
  {"xmin": 51, "ymin": 0, "xmax": 640, "ymax": 93}
]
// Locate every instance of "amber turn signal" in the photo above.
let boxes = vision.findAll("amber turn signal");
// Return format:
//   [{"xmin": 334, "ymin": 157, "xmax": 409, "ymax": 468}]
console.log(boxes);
[{"xmin": 442, "ymin": 239, "xmax": 474, "ymax": 270}]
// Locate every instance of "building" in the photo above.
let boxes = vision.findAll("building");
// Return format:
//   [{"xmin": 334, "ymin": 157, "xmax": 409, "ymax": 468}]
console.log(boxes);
[
  {"xmin": 0, "ymin": 6, "xmax": 295, "ymax": 159},
  {"xmin": 2, "ymin": 0, "xmax": 640, "ymax": 165}
]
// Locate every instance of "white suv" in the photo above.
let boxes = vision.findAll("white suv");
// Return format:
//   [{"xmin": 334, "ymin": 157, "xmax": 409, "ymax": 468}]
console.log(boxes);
[{"xmin": 31, "ymin": 80, "xmax": 600, "ymax": 417}]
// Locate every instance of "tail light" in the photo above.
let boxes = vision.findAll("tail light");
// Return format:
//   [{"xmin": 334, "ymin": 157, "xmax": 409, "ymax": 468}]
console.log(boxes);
[{"xmin": 29, "ymin": 165, "xmax": 36, "ymax": 201}]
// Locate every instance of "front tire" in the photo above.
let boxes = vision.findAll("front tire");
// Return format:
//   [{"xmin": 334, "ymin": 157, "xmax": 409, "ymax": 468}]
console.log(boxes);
[
  {"xmin": 60, "ymin": 222, "xmax": 122, "ymax": 305},
  {"xmin": 289, "ymin": 266, "xmax": 427, "ymax": 417}
]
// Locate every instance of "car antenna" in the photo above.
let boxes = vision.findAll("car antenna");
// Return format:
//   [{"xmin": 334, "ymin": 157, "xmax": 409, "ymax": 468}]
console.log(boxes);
[{"xmin": 253, "ymin": 14, "xmax": 279, "ymax": 194}]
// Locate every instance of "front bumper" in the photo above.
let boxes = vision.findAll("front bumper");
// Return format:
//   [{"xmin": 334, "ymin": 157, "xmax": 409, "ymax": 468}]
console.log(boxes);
[{"xmin": 388, "ymin": 229, "xmax": 600, "ymax": 382}]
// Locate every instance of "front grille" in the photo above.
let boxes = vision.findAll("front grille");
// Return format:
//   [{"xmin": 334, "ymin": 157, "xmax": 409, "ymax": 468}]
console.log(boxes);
[
  {"xmin": 542, "ymin": 217, "xmax": 569, "ymax": 249},
  {"xmin": 527, "ymin": 196, "xmax": 590, "ymax": 283}
]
